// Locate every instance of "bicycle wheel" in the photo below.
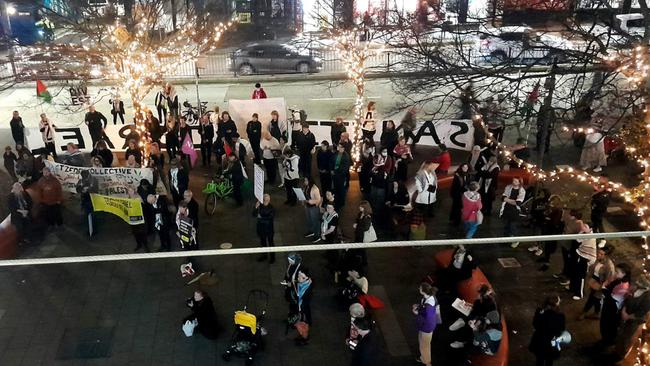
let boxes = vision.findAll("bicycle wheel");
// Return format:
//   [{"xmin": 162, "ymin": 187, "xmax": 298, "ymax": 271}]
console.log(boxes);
[{"xmin": 205, "ymin": 193, "xmax": 218, "ymax": 216}]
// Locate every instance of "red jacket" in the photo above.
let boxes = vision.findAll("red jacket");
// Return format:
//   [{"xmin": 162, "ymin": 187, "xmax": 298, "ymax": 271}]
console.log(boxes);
[
  {"xmin": 433, "ymin": 151, "xmax": 451, "ymax": 173},
  {"xmin": 252, "ymin": 88, "xmax": 267, "ymax": 99},
  {"xmin": 462, "ymin": 191, "xmax": 482, "ymax": 222},
  {"xmin": 38, "ymin": 174, "xmax": 63, "ymax": 205}
]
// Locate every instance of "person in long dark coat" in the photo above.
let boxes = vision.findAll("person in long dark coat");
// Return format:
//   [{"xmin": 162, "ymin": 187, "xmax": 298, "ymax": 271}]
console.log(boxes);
[
  {"xmin": 147, "ymin": 194, "xmax": 172, "ymax": 251},
  {"xmin": 254, "ymin": 194, "xmax": 275, "ymax": 263},
  {"xmin": 450, "ymin": 163, "xmax": 470, "ymax": 226},
  {"xmin": 8, "ymin": 182, "xmax": 32, "ymax": 244},
  {"xmin": 185, "ymin": 290, "xmax": 219, "ymax": 339},
  {"xmin": 246, "ymin": 113, "xmax": 262, "ymax": 164},
  {"xmin": 10, "ymin": 111, "xmax": 25, "ymax": 145},
  {"xmin": 478, "ymin": 156, "xmax": 500, "ymax": 216},
  {"xmin": 529, "ymin": 295, "xmax": 566, "ymax": 366}
]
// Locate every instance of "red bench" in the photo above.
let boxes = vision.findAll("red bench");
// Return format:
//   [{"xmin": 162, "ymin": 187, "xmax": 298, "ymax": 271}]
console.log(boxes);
[{"xmin": 434, "ymin": 249, "xmax": 509, "ymax": 366}]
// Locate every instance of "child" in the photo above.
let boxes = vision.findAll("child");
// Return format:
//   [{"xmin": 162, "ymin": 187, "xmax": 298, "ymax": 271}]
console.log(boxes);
[{"xmin": 3, "ymin": 146, "xmax": 17, "ymax": 182}]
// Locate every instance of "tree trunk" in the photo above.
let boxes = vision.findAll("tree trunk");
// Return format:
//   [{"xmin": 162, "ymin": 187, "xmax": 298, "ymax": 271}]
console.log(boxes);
[{"xmin": 171, "ymin": 0, "xmax": 178, "ymax": 31}]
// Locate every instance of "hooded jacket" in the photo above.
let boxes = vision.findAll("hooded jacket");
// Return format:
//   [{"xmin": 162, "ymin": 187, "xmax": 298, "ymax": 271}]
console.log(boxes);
[{"xmin": 462, "ymin": 190, "xmax": 483, "ymax": 222}]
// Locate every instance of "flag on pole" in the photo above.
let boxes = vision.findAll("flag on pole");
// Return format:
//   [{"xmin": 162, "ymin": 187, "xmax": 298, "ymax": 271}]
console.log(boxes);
[
  {"xmin": 36, "ymin": 80, "xmax": 52, "ymax": 103},
  {"xmin": 181, "ymin": 134, "xmax": 197, "ymax": 167}
]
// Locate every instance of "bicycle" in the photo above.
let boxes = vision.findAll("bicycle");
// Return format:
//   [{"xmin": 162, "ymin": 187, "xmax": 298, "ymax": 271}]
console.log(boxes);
[
  {"xmin": 202, "ymin": 174, "xmax": 234, "ymax": 216},
  {"xmin": 182, "ymin": 100, "xmax": 210, "ymax": 125}
]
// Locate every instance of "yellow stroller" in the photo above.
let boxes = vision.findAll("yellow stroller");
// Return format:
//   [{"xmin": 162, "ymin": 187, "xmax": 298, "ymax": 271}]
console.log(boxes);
[{"xmin": 222, "ymin": 290, "xmax": 268, "ymax": 365}]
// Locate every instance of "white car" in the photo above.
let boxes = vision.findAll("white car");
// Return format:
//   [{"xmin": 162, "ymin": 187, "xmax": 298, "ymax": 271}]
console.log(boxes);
[{"xmin": 476, "ymin": 26, "xmax": 575, "ymax": 64}]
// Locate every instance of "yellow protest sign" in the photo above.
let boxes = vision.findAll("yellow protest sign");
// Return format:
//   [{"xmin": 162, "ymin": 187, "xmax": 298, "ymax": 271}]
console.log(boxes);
[{"xmin": 90, "ymin": 194, "xmax": 144, "ymax": 225}]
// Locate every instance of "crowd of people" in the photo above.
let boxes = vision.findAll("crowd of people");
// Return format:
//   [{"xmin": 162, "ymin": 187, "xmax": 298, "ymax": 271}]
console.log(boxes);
[{"xmin": 3, "ymin": 82, "xmax": 650, "ymax": 366}]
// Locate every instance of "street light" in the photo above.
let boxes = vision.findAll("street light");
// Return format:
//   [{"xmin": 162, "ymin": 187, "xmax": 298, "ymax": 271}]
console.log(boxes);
[{"xmin": 6, "ymin": 5, "xmax": 16, "ymax": 16}]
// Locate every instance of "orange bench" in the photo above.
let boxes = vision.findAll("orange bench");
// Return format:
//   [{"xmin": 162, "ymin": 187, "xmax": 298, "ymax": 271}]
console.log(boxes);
[{"xmin": 434, "ymin": 249, "xmax": 509, "ymax": 366}]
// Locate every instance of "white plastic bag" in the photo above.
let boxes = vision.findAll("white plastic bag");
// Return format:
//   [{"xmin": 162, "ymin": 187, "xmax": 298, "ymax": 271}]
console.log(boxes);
[{"xmin": 182, "ymin": 319, "xmax": 198, "ymax": 337}]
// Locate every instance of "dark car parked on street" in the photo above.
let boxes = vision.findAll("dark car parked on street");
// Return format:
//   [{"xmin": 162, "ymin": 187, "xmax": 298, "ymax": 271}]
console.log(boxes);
[{"xmin": 229, "ymin": 43, "xmax": 322, "ymax": 75}]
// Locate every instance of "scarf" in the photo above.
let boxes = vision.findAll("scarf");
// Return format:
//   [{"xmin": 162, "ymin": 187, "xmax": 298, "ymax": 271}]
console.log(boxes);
[
  {"xmin": 321, "ymin": 211, "xmax": 338, "ymax": 233},
  {"xmin": 170, "ymin": 168, "xmax": 179, "ymax": 192},
  {"xmin": 297, "ymin": 279, "xmax": 312, "ymax": 309},
  {"xmin": 152, "ymin": 195, "xmax": 162, "ymax": 230}
]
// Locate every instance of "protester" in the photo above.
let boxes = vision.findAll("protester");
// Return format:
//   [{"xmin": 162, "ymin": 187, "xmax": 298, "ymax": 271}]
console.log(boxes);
[
  {"xmin": 433, "ymin": 144, "xmax": 451, "ymax": 175},
  {"xmin": 350, "ymin": 316, "xmax": 387, "ymax": 366},
  {"xmin": 168, "ymin": 158, "xmax": 189, "ymax": 207},
  {"xmin": 282, "ymin": 148, "xmax": 300, "ymax": 206},
  {"xmin": 317, "ymin": 141, "xmax": 334, "ymax": 192},
  {"xmin": 154, "ymin": 86, "xmax": 168, "ymax": 124},
  {"xmin": 450, "ymin": 163, "xmax": 470, "ymax": 226},
  {"xmin": 147, "ymin": 194, "xmax": 172, "ymax": 252},
  {"xmin": 8, "ymin": 182, "xmax": 32, "ymax": 244},
  {"xmin": 500, "ymin": 177, "xmax": 526, "ymax": 247},
  {"xmin": 567, "ymin": 224, "xmax": 598, "ymax": 300},
  {"xmin": 165, "ymin": 117, "xmax": 179, "ymax": 160},
  {"xmin": 230, "ymin": 133, "xmax": 248, "ymax": 167},
  {"xmin": 125, "ymin": 139, "xmax": 142, "ymax": 166},
  {"xmin": 178, "ymin": 116, "xmax": 192, "ymax": 151},
  {"xmin": 600, "ymin": 263, "xmax": 632, "ymax": 346},
  {"xmin": 468, "ymin": 145, "xmax": 485, "ymax": 174},
  {"xmin": 478, "ymin": 156, "xmax": 500, "ymax": 216},
  {"xmin": 176, "ymin": 201, "xmax": 197, "ymax": 250},
  {"xmin": 319, "ymin": 202, "xmax": 339, "ymax": 243},
  {"xmin": 462, "ymin": 181, "xmax": 483, "ymax": 239},
  {"xmin": 380, "ymin": 120, "xmax": 398, "ymax": 154},
  {"xmin": 109, "ymin": 96, "xmax": 125, "ymax": 124},
  {"xmin": 393, "ymin": 137, "xmax": 413, "ymax": 183},
  {"xmin": 579, "ymin": 246, "xmax": 615, "ymax": 319},
  {"xmin": 303, "ymin": 176, "xmax": 322, "ymax": 241},
  {"xmin": 414, "ymin": 161, "xmax": 438, "ymax": 217},
  {"xmin": 39, "ymin": 113, "xmax": 57, "ymax": 158},
  {"xmin": 254, "ymin": 194, "xmax": 275, "ymax": 263},
  {"xmin": 220, "ymin": 111, "xmax": 238, "ymax": 144},
  {"xmin": 580, "ymin": 128, "xmax": 607, "ymax": 173},
  {"xmin": 246, "ymin": 113, "xmax": 262, "ymax": 164},
  {"xmin": 331, "ymin": 144, "xmax": 351, "ymax": 211},
  {"xmin": 269, "ymin": 110, "xmax": 287, "ymax": 143},
  {"xmin": 331, "ymin": 117, "xmax": 346, "ymax": 146},
  {"xmin": 184, "ymin": 290, "xmax": 219, "ymax": 339},
  {"xmin": 130, "ymin": 191, "xmax": 150, "ymax": 253},
  {"xmin": 401, "ymin": 108, "xmax": 417, "ymax": 145},
  {"xmin": 183, "ymin": 190, "xmax": 199, "ymax": 230},
  {"xmin": 224, "ymin": 153, "xmax": 245, "ymax": 206},
  {"xmin": 252, "ymin": 82, "xmax": 267, "ymax": 99},
  {"xmin": 295, "ymin": 124, "xmax": 316, "ymax": 177},
  {"xmin": 338, "ymin": 132, "xmax": 353, "ymax": 156},
  {"xmin": 10, "ymin": 111, "xmax": 25, "ymax": 145},
  {"xmin": 85, "ymin": 105, "xmax": 108, "ymax": 147},
  {"xmin": 529, "ymin": 295, "xmax": 566, "ymax": 366},
  {"xmin": 614, "ymin": 274, "xmax": 650, "ymax": 360},
  {"xmin": 386, "ymin": 181, "xmax": 411, "ymax": 238},
  {"xmin": 165, "ymin": 83, "xmax": 179, "ymax": 119},
  {"xmin": 591, "ymin": 177, "xmax": 611, "ymax": 233},
  {"xmin": 145, "ymin": 110, "xmax": 163, "ymax": 142},
  {"xmin": 3, "ymin": 146, "xmax": 17, "ymax": 182},
  {"xmin": 354, "ymin": 201, "xmax": 376, "ymax": 244},
  {"xmin": 75, "ymin": 170, "xmax": 99, "ymax": 237},
  {"xmin": 260, "ymin": 132, "xmax": 280, "ymax": 184},
  {"xmin": 89, "ymin": 140, "xmax": 112, "ymax": 167},
  {"xmin": 59, "ymin": 143, "xmax": 84, "ymax": 167},
  {"xmin": 125, "ymin": 155, "xmax": 140, "ymax": 168},
  {"xmin": 149, "ymin": 142, "xmax": 166, "ymax": 187},
  {"xmin": 15, "ymin": 151, "xmax": 34, "ymax": 184},
  {"xmin": 412, "ymin": 282, "xmax": 438, "ymax": 366},
  {"xmin": 369, "ymin": 148, "xmax": 392, "ymax": 214},
  {"xmin": 290, "ymin": 267, "xmax": 313, "ymax": 346},
  {"xmin": 362, "ymin": 101, "xmax": 377, "ymax": 142},
  {"xmin": 38, "ymin": 167, "xmax": 63, "ymax": 228}
]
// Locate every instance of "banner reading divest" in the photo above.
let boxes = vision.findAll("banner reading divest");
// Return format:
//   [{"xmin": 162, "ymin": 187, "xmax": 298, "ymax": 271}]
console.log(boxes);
[
  {"xmin": 90, "ymin": 193, "xmax": 144, "ymax": 225},
  {"xmin": 44, "ymin": 160, "xmax": 154, "ymax": 196},
  {"xmin": 227, "ymin": 98, "xmax": 288, "ymax": 139}
]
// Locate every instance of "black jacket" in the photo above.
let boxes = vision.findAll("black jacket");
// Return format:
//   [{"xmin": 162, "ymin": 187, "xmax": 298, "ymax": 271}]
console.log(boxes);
[
  {"xmin": 317, "ymin": 149, "xmax": 334, "ymax": 171},
  {"xmin": 150, "ymin": 195, "xmax": 172, "ymax": 230},
  {"xmin": 168, "ymin": 167, "xmax": 189, "ymax": 195},
  {"xmin": 91, "ymin": 148, "xmax": 113, "ymax": 167},
  {"xmin": 529, "ymin": 307, "xmax": 565, "ymax": 359},
  {"xmin": 254, "ymin": 203, "xmax": 275, "ymax": 236},
  {"xmin": 222, "ymin": 120, "xmax": 238, "ymax": 141},
  {"xmin": 110, "ymin": 99, "xmax": 124, "ymax": 114},
  {"xmin": 331, "ymin": 123, "xmax": 346, "ymax": 145},
  {"xmin": 451, "ymin": 172, "xmax": 468, "ymax": 200},
  {"xmin": 296, "ymin": 131, "xmax": 316, "ymax": 155},
  {"xmin": 380, "ymin": 128, "xmax": 398, "ymax": 152},
  {"xmin": 187, "ymin": 295, "xmax": 219, "ymax": 339},
  {"xmin": 186, "ymin": 198, "xmax": 199, "ymax": 229},
  {"xmin": 199, "ymin": 123, "xmax": 214, "ymax": 144},
  {"xmin": 125, "ymin": 148, "xmax": 143, "ymax": 165},
  {"xmin": 350, "ymin": 331, "xmax": 388, "ymax": 366},
  {"xmin": 331, "ymin": 152, "xmax": 351, "ymax": 176},
  {"xmin": 85, "ymin": 111, "xmax": 108, "ymax": 137},
  {"xmin": 246, "ymin": 121, "xmax": 262, "ymax": 142},
  {"xmin": 10, "ymin": 117, "xmax": 24, "ymax": 144}
]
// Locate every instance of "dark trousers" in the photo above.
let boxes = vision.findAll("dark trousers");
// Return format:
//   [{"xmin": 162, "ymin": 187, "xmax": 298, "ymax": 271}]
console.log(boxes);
[
  {"xmin": 112, "ymin": 113, "xmax": 125, "ymax": 124},
  {"xmin": 43, "ymin": 203, "xmax": 63, "ymax": 226},
  {"xmin": 535, "ymin": 355, "xmax": 555, "ymax": 366},
  {"xmin": 480, "ymin": 192, "xmax": 494, "ymax": 216},
  {"xmin": 299, "ymin": 153, "xmax": 312, "ymax": 178},
  {"xmin": 158, "ymin": 227, "xmax": 171, "ymax": 251},
  {"xmin": 157, "ymin": 107, "xmax": 167, "ymax": 125},
  {"xmin": 591, "ymin": 211, "xmax": 605, "ymax": 233},
  {"xmin": 133, "ymin": 230, "xmax": 149, "ymax": 251},
  {"xmin": 200, "ymin": 142, "xmax": 212, "ymax": 167},
  {"xmin": 541, "ymin": 240, "xmax": 558, "ymax": 263},
  {"xmin": 449, "ymin": 196, "xmax": 462, "ymax": 225},
  {"xmin": 259, "ymin": 231, "xmax": 275, "ymax": 261},
  {"xmin": 503, "ymin": 217, "xmax": 519, "ymax": 237},
  {"xmin": 319, "ymin": 171, "xmax": 332, "ymax": 193},
  {"xmin": 167, "ymin": 145, "xmax": 178, "ymax": 161},
  {"xmin": 333, "ymin": 175, "xmax": 347, "ymax": 211},
  {"xmin": 600, "ymin": 297, "xmax": 621, "ymax": 344},
  {"xmin": 45, "ymin": 141, "xmax": 57, "ymax": 158},
  {"xmin": 284, "ymin": 178, "xmax": 298, "ymax": 205},
  {"xmin": 233, "ymin": 180, "xmax": 243, "ymax": 205},
  {"xmin": 569, "ymin": 256, "xmax": 588, "ymax": 298},
  {"xmin": 264, "ymin": 158, "xmax": 277, "ymax": 184},
  {"xmin": 583, "ymin": 289, "xmax": 603, "ymax": 314},
  {"xmin": 250, "ymin": 139, "xmax": 261, "ymax": 163}
]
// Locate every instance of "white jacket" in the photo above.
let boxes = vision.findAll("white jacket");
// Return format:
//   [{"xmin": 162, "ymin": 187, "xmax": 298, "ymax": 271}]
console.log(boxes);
[
  {"xmin": 415, "ymin": 170, "xmax": 437, "ymax": 204},
  {"xmin": 39, "ymin": 119, "xmax": 56, "ymax": 143},
  {"xmin": 283, "ymin": 154, "xmax": 300, "ymax": 180}
]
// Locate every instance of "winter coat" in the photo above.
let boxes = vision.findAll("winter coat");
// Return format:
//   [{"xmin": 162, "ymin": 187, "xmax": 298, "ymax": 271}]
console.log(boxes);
[
  {"xmin": 38, "ymin": 174, "xmax": 63, "ymax": 205},
  {"xmin": 331, "ymin": 123, "xmax": 346, "ymax": 145},
  {"xmin": 246, "ymin": 120, "xmax": 262, "ymax": 142},
  {"xmin": 414, "ymin": 170, "xmax": 437, "ymax": 204},
  {"xmin": 462, "ymin": 191, "xmax": 483, "ymax": 222},
  {"xmin": 415, "ymin": 295, "xmax": 438, "ymax": 333},
  {"xmin": 529, "ymin": 307, "xmax": 565, "ymax": 359},
  {"xmin": 85, "ymin": 111, "xmax": 107, "ymax": 138},
  {"xmin": 254, "ymin": 204, "xmax": 275, "ymax": 236},
  {"xmin": 10, "ymin": 117, "xmax": 24, "ymax": 144}
]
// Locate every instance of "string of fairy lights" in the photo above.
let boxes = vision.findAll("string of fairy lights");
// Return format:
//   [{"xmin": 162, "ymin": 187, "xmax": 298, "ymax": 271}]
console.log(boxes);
[{"xmin": 16, "ymin": 6, "xmax": 235, "ymax": 165}]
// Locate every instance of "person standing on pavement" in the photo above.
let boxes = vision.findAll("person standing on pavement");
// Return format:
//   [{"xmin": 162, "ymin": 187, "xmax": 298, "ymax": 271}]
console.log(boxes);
[
  {"xmin": 350, "ymin": 317, "xmax": 388, "ymax": 366},
  {"xmin": 154, "ymin": 86, "xmax": 168, "ymax": 124},
  {"xmin": 147, "ymin": 194, "xmax": 172, "ymax": 252},
  {"xmin": 39, "ymin": 113, "xmax": 57, "ymax": 158},
  {"xmin": 246, "ymin": 113, "xmax": 262, "ymax": 164},
  {"xmin": 4, "ymin": 146, "xmax": 17, "ymax": 182},
  {"xmin": 380, "ymin": 120, "xmax": 398, "ymax": 154},
  {"xmin": 450, "ymin": 163, "xmax": 470, "ymax": 226},
  {"xmin": 183, "ymin": 190, "xmax": 199, "ymax": 231},
  {"xmin": 130, "ymin": 189, "xmax": 150, "ymax": 252},
  {"xmin": 393, "ymin": 136, "xmax": 412, "ymax": 183},
  {"xmin": 199, "ymin": 115, "xmax": 214, "ymax": 167},
  {"xmin": 145, "ymin": 110, "xmax": 163, "ymax": 142},
  {"xmin": 331, "ymin": 143, "xmax": 351, "ymax": 211},
  {"xmin": 462, "ymin": 181, "xmax": 483, "ymax": 239},
  {"xmin": 331, "ymin": 117, "xmax": 346, "ymax": 146},
  {"xmin": 362, "ymin": 101, "xmax": 377, "ymax": 142},
  {"xmin": 319, "ymin": 203, "xmax": 339, "ymax": 244},
  {"xmin": 529, "ymin": 295, "xmax": 566, "ymax": 366},
  {"xmin": 252, "ymin": 82, "xmax": 267, "ymax": 99},
  {"xmin": 338, "ymin": 132, "xmax": 353, "ymax": 157},
  {"xmin": 414, "ymin": 161, "xmax": 438, "ymax": 217},
  {"xmin": 500, "ymin": 177, "xmax": 526, "ymax": 248},
  {"xmin": 412, "ymin": 282, "xmax": 438, "ymax": 366},
  {"xmin": 590, "ymin": 177, "xmax": 611, "ymax": 233},
  {"xmin": 295, "ymin": 124, "xmax": 316, "ymax": 178},
  {"xmin": 579, "ymin": 245, "xmax": 615, "ymax": 319},
  {"xmin": 10, "ymin": 111, "xmax": 25, "ymax": 145},
  {"xmin": 261, "ymin": 132, "xmax": 280, "ymax": 184},
  {"xmin": 91, "ymin": 140, "xmax": 113, "ymax": 167},
  {"xmin": 432, "ymin": 144, "xmax": 451, "ymax": 175},
  {"xmin": 317, "ymin": 141, "xmax": 334, "ymax": 193},
  {"xmin": 254, "ymin": 194, "xmax": 275, "ymax": 263},
  {"xmin": 290, "ymin": 268, "xmax": 314, "ymax": 346},
  {"xmin": 268, "ymin": 110, "xmax": 287, "ymax": 142},
  {"xmin": 220, "ymin": 111, "xmax": 238, "ymax": 146},
  {"xmin": 168, "ymin": 158, "xmax": 189, "ymax": 208},
  {"xmin": 125, "ymin": 139, "xmax": 143, "ymax": 166},
  {"xmin": 568, "ymin": 227, "xmax": 597, "ymax": 300},
  {"xmin": 38, "ymin": 167, "xmax": 63, "ymax": 228},
  {"xmin": 478, "ymin": 156, "xmax": 500, "ymax": 216},
  {"xmin": 600, "ymin": 263, "xmax": 632, "ymax": 346},
  {"xmin": 8, "ymin": 182, "xmax": 32, "ymax": 245},
  {"xmin": 225, "ymin": 153, "xmax": 246, "ymax": 206},
  {"xmin": 282, "ymin": 148, "xmax": 300, "ymax": 206},
  {"xmin": 303, "ymin": 176, "xmax": 322, "ymax": 242},
  {"xmin": 109, "ymin": 96, "xmax": 125, "ymax": 124},
  {"xmin": 85, "ymin": 106, "xmax": 108, "ymax": 147},
  {"xmin": 614, "ymin": 275, "xmax": 650, "ymax": 361},
  {"xmin": 75, "ymin": 170, "xmax": 98, "ymax": 237}
]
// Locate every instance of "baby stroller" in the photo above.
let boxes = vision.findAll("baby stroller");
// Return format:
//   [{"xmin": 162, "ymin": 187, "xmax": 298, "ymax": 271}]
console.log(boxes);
[{"xmin": 222, "ymin": 290, "xmax": 269, "ymax": 365}]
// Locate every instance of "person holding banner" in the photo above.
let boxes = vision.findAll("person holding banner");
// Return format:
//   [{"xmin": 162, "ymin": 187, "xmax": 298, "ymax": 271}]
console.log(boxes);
[
  {"xmin": 75, "ymin": 170, "xmax": 99, "ymax": 237},
  {"xmin": 254, "ymin": 194, "xmax": 275, "ymax": 263},
  {"xmin": 125, "ymin": 140, "xmax": 143, "ymax": 166},
  {"xmin": 147, "ymin": 194, "xmax": 173, "ymax": 251},
  {"xmin": 177, "ymin": 201, "xmax": 197, "ymax": 250}
]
